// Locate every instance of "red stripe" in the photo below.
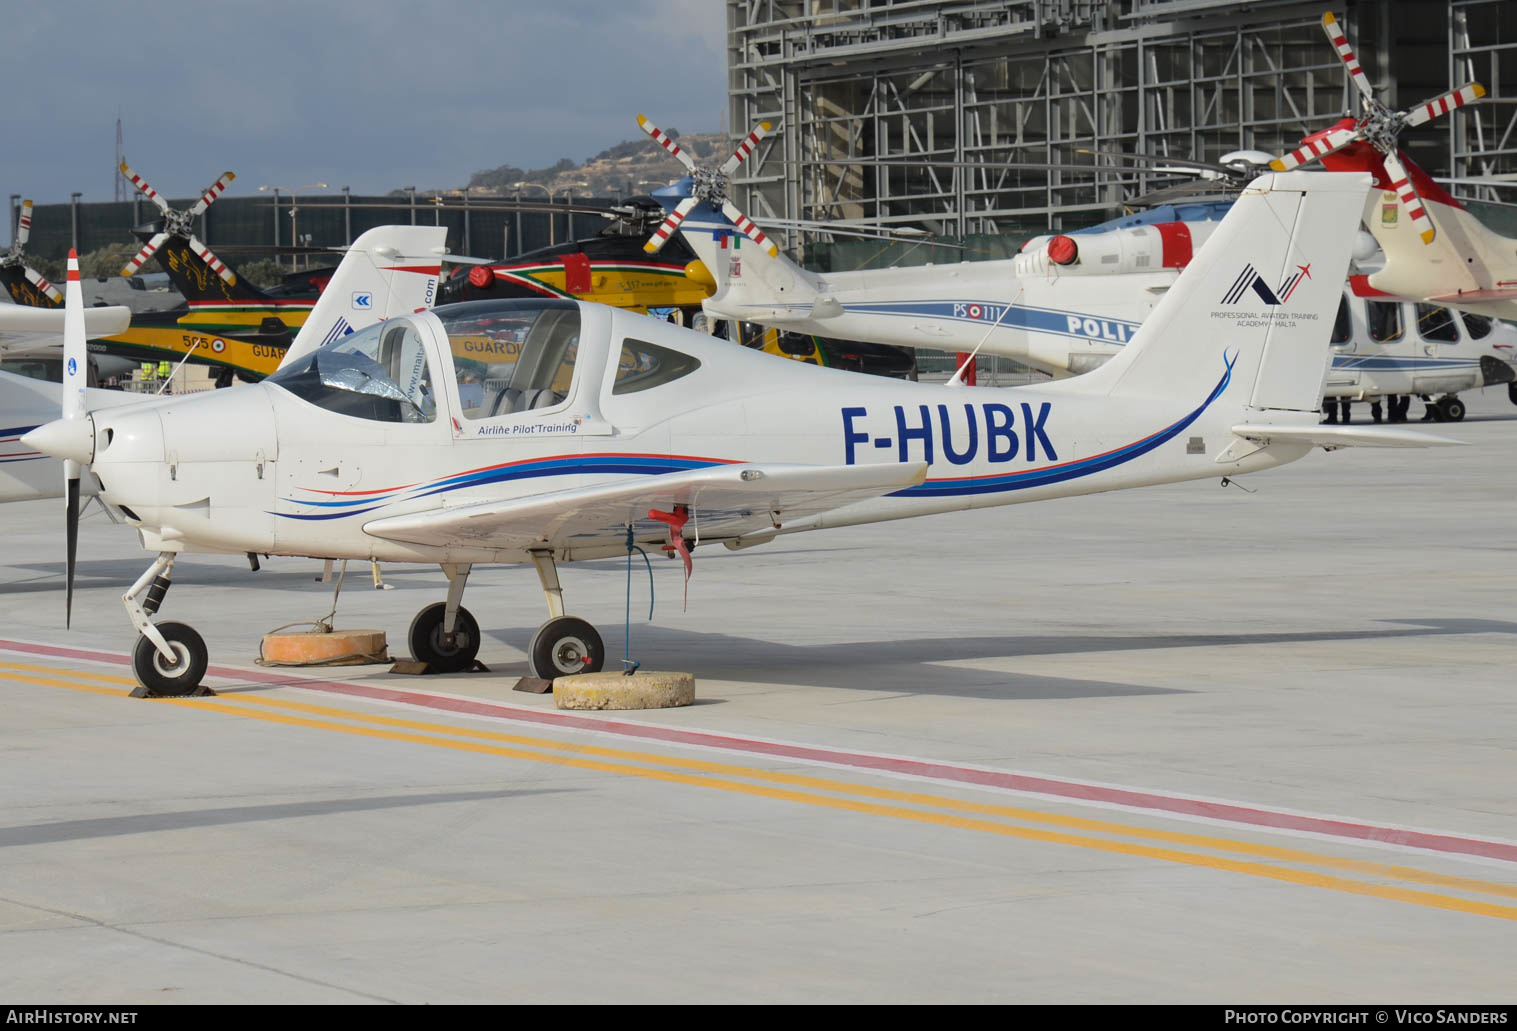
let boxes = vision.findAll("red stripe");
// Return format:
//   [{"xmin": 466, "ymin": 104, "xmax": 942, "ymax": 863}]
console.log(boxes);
[
  {"xmin": 378, "ymin": 265, "xmax": 441, "ymax": 276},
  {"xmin": 5, "ymin": 635, "xmax": 1516, "ymax": 864}
]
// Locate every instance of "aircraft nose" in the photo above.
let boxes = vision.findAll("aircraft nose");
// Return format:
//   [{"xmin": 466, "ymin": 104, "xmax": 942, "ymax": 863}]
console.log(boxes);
[{"xmin": 20, "ymin": 417, "xmax": 94, "ymax": 465}]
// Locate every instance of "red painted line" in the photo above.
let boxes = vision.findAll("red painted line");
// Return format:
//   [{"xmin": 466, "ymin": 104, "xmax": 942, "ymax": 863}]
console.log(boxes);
[{"xmin": 4, "ymin": 636, "xmax": 1516, "ymax": 865}]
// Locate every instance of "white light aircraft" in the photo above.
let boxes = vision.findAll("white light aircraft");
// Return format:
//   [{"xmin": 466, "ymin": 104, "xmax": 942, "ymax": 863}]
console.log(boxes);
[{"xmin": 24, "ymin": 172, "xmax": 1459, "ymax": 695}]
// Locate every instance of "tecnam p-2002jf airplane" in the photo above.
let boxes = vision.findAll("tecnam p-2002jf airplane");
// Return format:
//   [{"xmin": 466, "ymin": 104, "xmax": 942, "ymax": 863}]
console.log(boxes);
[{"xmin": 24, "ymin": 171, "xmax": 1458, "ymax": 695}]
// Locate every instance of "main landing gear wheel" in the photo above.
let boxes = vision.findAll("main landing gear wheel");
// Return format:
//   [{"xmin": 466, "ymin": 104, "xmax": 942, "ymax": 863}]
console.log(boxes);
[
  {"xmin": 131, "ymin": 622, "xmax": 208, "ymax": 697},
  {"xmin": 408, "ymin": 602, "xmax": 481, "ymax": 673},
  {"xmin": 1439, "ymin": 397, "xmax": 1467, "ymax": 422},
  {"xmin": 527, "ymin": 617, "xmax": 605, "ymax": 679}
]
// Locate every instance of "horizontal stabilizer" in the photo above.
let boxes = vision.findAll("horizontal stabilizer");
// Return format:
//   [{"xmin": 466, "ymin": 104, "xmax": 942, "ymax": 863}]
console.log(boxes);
[
  {"xmin": 0, "ymin": 304, "xmax": 130, "ymax": 339},
  {"xmin": 1427, "ymin": 288, "xmax": 1517, "ymax": 304},
  {"xmin": 1230, "ymin": 424, "xmax": 1464, "ymax": 449},
  {"xmin": 362, "ymin": 461, "xmax": 928, "ymax": 550}
]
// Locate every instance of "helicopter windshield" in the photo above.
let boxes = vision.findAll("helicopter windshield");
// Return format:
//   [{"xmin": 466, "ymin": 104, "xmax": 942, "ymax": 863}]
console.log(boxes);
[{"xmin": 267, "ymin": 319, "xmax": 436, "ymax": 423}]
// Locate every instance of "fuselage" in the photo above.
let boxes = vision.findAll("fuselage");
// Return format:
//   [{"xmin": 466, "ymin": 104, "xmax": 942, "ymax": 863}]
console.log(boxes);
[{"xmin": 76, "ymin": 300, "xmax": 1306, "ymax": 567}]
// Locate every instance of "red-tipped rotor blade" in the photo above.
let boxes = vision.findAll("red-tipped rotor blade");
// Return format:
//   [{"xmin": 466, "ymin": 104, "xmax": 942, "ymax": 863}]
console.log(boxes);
[
  {"xmin": 121, "ymin": 232, "xmax": 169, "ymax": 277},
  {"xmin": 16, "ymin": 198, "xmax": 34, "ymax": 247},
  {"xmin": 643, "ymin": 196, "xmax": 700, "ymax": 254},
  {"xmin": 189, "ymin": 171, "xmax": 236, "ymax": 217},
  {"xmin": 1321, "ymin": 12, "xmax": 1376, "ymax": 105},
  {"xmin": 1381, "ymin": 149, "xmax": 1435, "ymax": 245},
  {"xmin": 719, "ymin": 201, "xmax": 779, "ymax": 258},
  {"xmin": 23, "ymin": 265, "xmax": 63, "ymax": 304},
  {"xmin": 119, "ymin": 158, "xmax": 171, "ymax": 214},
  {"xmin": 1402, "ymin": 82, "xmax": 1487, "ymax": 130},
  {"xmin": 719, "ymin": 122, "xmax": 774, "ymax": 177},
  {"xmin": 637, "ymin": 114, "xmax": 698, "ymax": 173},
  {"xmin": 187, "ymin": 235, "xmax": 237, "ymax": 285},
  {"xmin": 1269, "ymin": 126, "xmax": 1358, "ymax": 172}
]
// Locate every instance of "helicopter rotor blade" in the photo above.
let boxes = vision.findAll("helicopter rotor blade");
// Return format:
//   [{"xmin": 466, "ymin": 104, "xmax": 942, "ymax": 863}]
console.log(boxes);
[{"xmin": 119, "ymin": 158, "xmax": 173, "ymax": 215}]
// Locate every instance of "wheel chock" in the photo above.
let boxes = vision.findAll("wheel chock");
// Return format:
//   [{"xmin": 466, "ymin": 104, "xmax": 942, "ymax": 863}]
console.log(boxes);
[
  {"xmin": 389, "ymin": 658, "xmax": 492, "ymax": 676},
  {"xmin": 553, "ymin": 671, "xmax": 695, "ymax": 710},
  {"xmin": 129, "ymin": 683, "xmax": 216, "ymax": 699},
  {"xmin": 512, "ymin": 676, "xmax": 554, "ymax": 694}
]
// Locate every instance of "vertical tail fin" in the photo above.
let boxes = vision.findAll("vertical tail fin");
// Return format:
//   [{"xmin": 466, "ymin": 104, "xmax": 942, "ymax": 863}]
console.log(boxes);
[
  {"xmin": 654, "ymin": 184, "xmax": 822, "ymax": 323},
  {"xmin": 1062, "ymin": 171, "xmax": 1369, "ymax": 414},
  {"xmin": 281, "ymin": 226, "xmax": 448, "ymax": 368}
]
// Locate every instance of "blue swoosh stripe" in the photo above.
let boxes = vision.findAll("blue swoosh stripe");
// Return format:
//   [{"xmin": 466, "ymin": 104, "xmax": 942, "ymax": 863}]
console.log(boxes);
[{"xmin": 892, "ymin": 355, "xmax": 1235, "ymax": 499}]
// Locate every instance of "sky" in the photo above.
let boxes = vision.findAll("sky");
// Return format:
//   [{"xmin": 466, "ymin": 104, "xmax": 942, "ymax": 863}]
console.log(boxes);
[{"xmin": 5, "ymin": 0, "xmax": 725, "ymax": 204}]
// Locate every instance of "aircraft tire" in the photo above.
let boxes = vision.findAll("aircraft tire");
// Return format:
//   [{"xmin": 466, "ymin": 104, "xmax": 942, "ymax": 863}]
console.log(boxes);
[
  {"xmin": 131, "ymin": 622, "xmax": 208, "ymax": 696},
  {"xmin": 408, "ymin": 603, "xmax": 481, "ymax": 673},
  {"xmin": 1440, "ymin": 397, "xmax": 1467, "ymax": 422},
  {"xmin": 1509, "ymin": 382, "xmax": 1517, "ymax": 406},
  {"xmin": 527, "ymin": 617, "xmax": 604, "ymax": 679}
]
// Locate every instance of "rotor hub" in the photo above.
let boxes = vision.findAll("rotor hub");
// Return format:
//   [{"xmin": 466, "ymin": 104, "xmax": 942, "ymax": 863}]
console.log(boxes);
[{"xmin": 690, "ymin": 167, "xmax": 728, "ymax": 207}]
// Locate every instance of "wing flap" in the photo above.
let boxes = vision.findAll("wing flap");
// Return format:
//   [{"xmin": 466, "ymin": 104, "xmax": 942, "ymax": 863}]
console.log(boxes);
[
  {"xmin": 1426, "ymin": 288, "xmax": 1517, "ymax": 304},
  {"xmin": 362, "ymin": 461, "xmax": 927, "ymax": 550}
]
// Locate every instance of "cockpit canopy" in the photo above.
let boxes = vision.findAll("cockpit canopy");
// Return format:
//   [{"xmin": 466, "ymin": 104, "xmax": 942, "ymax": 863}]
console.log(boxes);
[{"xmin": 267, "ymin": 300, "xmax": 585, "ymax": 424}]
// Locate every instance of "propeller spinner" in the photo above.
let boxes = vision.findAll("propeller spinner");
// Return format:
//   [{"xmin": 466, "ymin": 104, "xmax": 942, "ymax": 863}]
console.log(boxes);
[
  {"xmin": 1, "ymin": 200, "xmax": 64, "ymax": 305},
  {"xmin": 1269, "ymin": 11, "xmax": 1486, "ymax": 245},
  {"xmin": 119, "ymin": 159, "xmax": 239, "ymax": 283},
  {"xmin": 637, "ymin": 114, "xmax": 779, "ymax": 258}
]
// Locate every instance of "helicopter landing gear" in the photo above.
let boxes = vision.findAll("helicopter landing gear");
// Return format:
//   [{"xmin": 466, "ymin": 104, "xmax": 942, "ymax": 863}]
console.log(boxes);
[
  {"xmin": 525, "ymin": 549, "xmax": 604, "ymax": 679},
  {"xmin": 407, "ymin": 563, "xmax": 481, "ymax": 673},
  {"xmin": 123, "ymin": 552, "xmax": 211, "ymax": 696}
]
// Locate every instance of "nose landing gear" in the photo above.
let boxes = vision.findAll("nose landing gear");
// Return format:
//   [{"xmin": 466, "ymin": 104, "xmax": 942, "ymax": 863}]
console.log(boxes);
[{"xmin": 124, "ymin": 552, "xmax": 212, "ymax": 697}]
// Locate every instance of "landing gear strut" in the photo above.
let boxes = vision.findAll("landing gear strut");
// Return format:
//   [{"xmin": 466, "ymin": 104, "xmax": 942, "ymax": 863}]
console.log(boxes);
[
  {"xmin": 525, "ymin": 549, "xmax": 604, "ymax": 679},
  {"xmin": 124, "ymin": 552, "xmax": 210, "ymax": 696},
  {"xmin": 407, "ymin": 563, "xmax": 481, "ymax": 673}
]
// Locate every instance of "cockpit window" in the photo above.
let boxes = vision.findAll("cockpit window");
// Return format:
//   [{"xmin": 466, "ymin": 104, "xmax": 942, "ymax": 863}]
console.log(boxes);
[
  {"xmin": 267, "ymin": 319, "xmax": 436, "ymax": 423},
  {"xmin": 1330, "ymin": 295, "xmax": 1352, "ymax": 345},
  {"xmin": 1459, "ymin": 311, "xmax": 1493, "ymax": 340},
  {"xmin": 1366, "ymin": 301, "xmax": 1402, "ymax": 343},
  {"xmin": 614, "ymin": 339, "xmax": 701, "ymax": 395},
  {"xmin": 1416, "ymin": 303, "xmax": 1460, "ymax": 343},
  {"xmin": 438, "ymin": 304, "xmax": 581, "ymax": 420}
]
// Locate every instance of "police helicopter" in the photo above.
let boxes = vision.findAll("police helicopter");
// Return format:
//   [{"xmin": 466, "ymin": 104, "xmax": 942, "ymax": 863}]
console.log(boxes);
[{"xmin": 23, "ymin": 171, "xmax": 1459, "ymax": 695}]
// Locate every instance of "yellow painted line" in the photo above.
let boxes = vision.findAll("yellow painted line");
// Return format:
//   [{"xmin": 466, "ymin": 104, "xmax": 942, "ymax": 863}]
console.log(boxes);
[
  {"xmin": 0, "ymin": 660, "xmax": 139, "ymax": 687},
  {"xmin": 143, "ymin": 694, "xmax": 1517, "ymax": 923},
  {"xmin": 207, "ymin": 689, "xmax": 1517, "ymax": 904},
  {"xmin": 9, "ymin": 663, "xmax": 1517, "ymax": 920}
]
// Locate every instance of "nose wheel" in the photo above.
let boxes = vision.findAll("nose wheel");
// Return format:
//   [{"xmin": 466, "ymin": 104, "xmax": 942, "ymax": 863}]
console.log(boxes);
[
  {"xmin": 130, "ymin": 621, "xmax": 208, "ymax": 697},
  {"xmin": 527, "ymin": 617, "xmax": 605, "ymax": 679}
]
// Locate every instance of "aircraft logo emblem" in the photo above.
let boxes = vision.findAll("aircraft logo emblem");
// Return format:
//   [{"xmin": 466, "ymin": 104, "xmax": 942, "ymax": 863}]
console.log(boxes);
[
  {"xmin": 66, "ymin": 358, "xmax": 77, "ymax": 377},
  {"xmin": 1222, "ymin": 262, "xmax": 1311, "ymax": 306},
  {"xmin": 352, "ymin": 292, "xmax": 373, "ymax": 310},
  {"xmin": 211, "ymin": 338, "xmax": 226, "ymax": 353}
]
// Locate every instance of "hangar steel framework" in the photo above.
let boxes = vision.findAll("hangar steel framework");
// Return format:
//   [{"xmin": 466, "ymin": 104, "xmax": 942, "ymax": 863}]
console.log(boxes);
[{"xmin": 725, "ymin": 0, "xmax": 1517, "ymax": 252}]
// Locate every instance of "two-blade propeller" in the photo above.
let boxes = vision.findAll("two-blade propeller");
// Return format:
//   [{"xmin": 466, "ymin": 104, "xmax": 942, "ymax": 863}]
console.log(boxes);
[
  {"xmin": 60, "ymin": 249, "xmax": 87, "ymax": 628},
  {"xmin": 1, "ymin": 200, "xmax": 64, "ymax": 305},
  {"xmin": 1270, "ymin": 11, "xmax": 1486, "ymax": 245},
  {"xmin": 119, "ymin": 159, "xmax": 239, "ymax": 283},
  {"xmin": 637, "ymin": 114, "xmax": 780, "ymax": 258}
]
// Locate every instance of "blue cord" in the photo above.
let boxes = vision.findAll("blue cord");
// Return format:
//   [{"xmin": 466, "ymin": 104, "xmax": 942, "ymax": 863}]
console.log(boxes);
[{"xmin": 623, "ymin": 527, "xmax": 654, "ymax": 674}]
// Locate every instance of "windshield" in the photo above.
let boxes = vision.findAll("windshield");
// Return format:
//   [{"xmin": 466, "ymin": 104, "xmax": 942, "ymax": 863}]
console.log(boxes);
[{"xmin": 267, "ymin": 319, "xmax": 436, "ymax": 423}]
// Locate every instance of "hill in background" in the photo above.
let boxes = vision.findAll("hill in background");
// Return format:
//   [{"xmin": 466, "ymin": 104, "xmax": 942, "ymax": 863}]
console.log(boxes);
[{"xmin": 459, "ymin": 130, "xmax": 728, "ymax": 198}]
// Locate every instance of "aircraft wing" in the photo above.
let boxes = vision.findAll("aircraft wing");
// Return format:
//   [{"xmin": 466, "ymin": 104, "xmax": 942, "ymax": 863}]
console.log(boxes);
[
  {"xmin": 0, "ymin": 304, "xmax": 131, "ymax": 355},
  {"xmin": 362, "ymin": 461, "xmax": 928, "ymax": 550}
]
